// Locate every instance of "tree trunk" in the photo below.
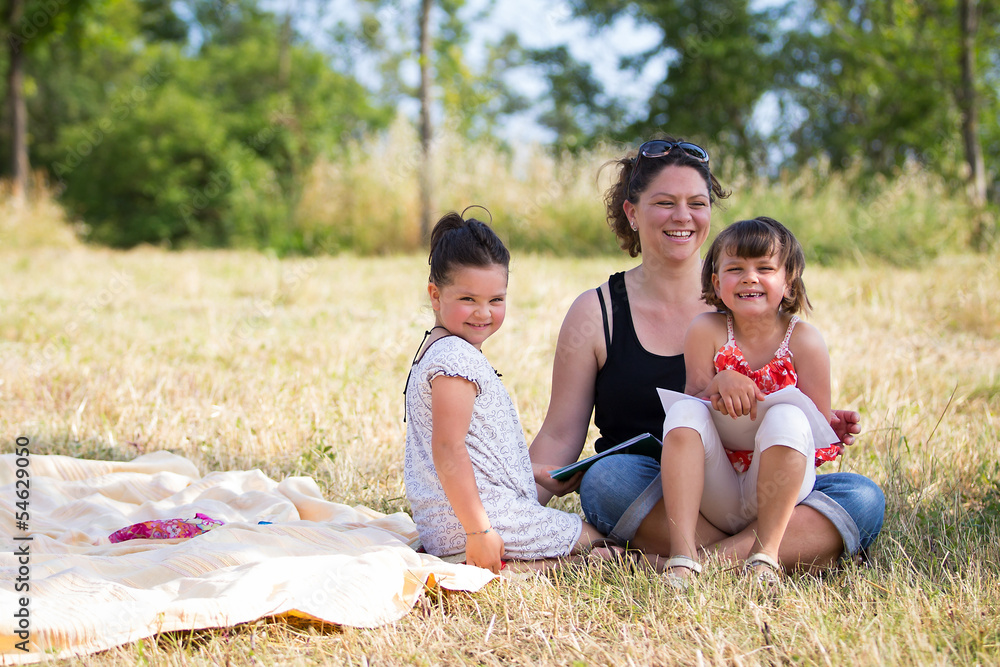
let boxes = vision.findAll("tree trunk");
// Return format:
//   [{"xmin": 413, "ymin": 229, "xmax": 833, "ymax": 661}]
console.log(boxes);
[
  {"xmin": 418, "ymin": 0, "xmax": 434, "ymax": 242},
  {"xmin": 278, "ymin": 11, "xmax": 291, "ymax": 89},
  {"xmin": 957, "ymin": 0, "xmax": 987, "ymax": 208},
  {"xmin": 7, "ymin": 0, "xmax": 29, "ymax": 203}
]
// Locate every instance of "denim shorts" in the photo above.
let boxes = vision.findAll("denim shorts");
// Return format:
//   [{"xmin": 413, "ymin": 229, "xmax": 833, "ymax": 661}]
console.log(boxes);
[{"xmin": 579, "ymin": 454, "xmax": 885, "ymax": 558}]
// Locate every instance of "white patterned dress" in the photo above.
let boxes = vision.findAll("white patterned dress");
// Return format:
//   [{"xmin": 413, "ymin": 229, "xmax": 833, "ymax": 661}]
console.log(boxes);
[{"xmin": 404, "ymin": 335, "xmax": 582, "ymax": 559}]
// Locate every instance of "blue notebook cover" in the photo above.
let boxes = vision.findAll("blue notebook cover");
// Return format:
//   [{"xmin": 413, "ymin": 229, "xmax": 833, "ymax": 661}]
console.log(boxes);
[{"xmin": 547, "ymin": 432, "xmax": 662, "ymax": 481}]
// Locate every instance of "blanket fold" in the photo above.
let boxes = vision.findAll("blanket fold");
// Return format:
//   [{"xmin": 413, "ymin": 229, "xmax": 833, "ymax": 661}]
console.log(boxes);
[{"xmin": 0, "ymin": 451, "xmax": 494, "ymax": 665}]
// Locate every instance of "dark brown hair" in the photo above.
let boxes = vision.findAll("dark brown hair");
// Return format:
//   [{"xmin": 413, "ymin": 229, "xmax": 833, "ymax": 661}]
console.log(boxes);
[
  {"xmin": 603, "ymin": 136, "xmax": 730, "ymax": 257},
  {"xmin": 701, "ymin": 216, "xmax": 812, "ymax": 314},
  {"xmin": 428, "ymin": 209, "xmax": 510, "ymax": 286}
]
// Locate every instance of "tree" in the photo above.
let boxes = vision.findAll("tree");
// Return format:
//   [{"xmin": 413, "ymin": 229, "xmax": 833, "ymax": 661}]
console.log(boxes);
[
  {"xmin": 331, "ymin": 0, "xmax": 530, "ymax": 237},
  {"xmin": 958, "ymin": 0, "xmax": 987, "ymax": 207},
  {"xmin": 568, "ymin": 0, "xmax": 780, "ymax": 164},
  {"xmin": 524, "ymin": 44, "xmax": 624, "ymax": 151},
  {"xmin": 26, "ymin": 0, "xmax": 391, "ymax": 249},
  {"xmin": 418, "ymin": 0, "xmax": 433, "ymax": 240},
  {"xmin": 5, "ymin": 0, "xmax": 27, "ymax": 202},
  {"xmin": 2, "ymin": 0, "xmax": 93, "ymax": 202},
  {"xmin": 773, "ymin": 0, "xmax": 999, "ymax": 201}
]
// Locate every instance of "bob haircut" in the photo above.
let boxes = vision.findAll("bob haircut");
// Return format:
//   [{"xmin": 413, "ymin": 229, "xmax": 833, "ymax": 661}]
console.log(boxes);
[{"xmin": 701, "ymin": 216, "xmax": 812, "ymax": 315}]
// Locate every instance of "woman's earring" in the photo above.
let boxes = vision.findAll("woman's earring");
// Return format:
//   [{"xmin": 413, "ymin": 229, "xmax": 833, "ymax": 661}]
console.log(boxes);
[{"xmin": 630, "ymin": 221, "xmax": 637, "ymax": 231}]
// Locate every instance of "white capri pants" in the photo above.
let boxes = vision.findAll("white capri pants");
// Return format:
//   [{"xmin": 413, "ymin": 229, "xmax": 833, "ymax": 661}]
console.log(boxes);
[{"xmin": 662, "ymin": 399, "xmax": 816, "ymax": 535}]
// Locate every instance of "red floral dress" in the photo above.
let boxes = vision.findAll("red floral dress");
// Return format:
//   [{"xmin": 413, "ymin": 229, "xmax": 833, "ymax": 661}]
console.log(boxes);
[{"xmin": 713, "ymin": 314, "xmax": 841, "ymax": 472}]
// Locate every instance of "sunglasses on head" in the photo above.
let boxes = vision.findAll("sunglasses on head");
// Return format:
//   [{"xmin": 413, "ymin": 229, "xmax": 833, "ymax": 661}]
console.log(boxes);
[{"xmin": 628, "ymin": 140, "xmax": 710, "ymax": 199}]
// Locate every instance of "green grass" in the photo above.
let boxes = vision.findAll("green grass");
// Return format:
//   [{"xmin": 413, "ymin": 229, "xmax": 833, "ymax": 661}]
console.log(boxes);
[{"xmin": 3, "ymin": 189, "xmax": 1000, "ymax": 664}]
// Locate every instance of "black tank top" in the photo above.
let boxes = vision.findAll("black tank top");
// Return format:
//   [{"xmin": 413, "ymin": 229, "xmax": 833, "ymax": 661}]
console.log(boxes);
[{"xmin": 593, "ymin": 272, "xmax": 686, "ymax": 454}]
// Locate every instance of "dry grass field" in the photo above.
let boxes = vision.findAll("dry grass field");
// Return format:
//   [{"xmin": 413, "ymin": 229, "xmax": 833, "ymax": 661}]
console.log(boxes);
[{"xmin": 3, "ymin": 199, "xmax": 1000, "ymax": 664}]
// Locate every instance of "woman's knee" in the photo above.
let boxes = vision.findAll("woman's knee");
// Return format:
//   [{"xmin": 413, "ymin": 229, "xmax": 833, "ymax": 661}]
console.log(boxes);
[
  {"xmin": 579, "ymin": 455, "xmax": 659, "ymax": 535},
  {"xmin": 848, "ymin": 474, "xmax": 886, "ymax": 548},
  {"xmin": 812, "ymin": 472, "xmax": 886, "ymax": 551}
]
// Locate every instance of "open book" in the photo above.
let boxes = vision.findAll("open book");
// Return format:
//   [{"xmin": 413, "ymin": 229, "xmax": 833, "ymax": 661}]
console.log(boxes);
[
  {"xmin": 656, "ymin": 385, "xmax": 839, "ymax": 451},
  {"xmin": 547, "ymin": 432, "xmax": 662, "ymax": 481}
]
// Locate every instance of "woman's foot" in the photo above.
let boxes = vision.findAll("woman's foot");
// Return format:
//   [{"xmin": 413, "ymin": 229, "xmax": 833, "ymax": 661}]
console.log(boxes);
[{"xmin": 583, "ymin": 538, "xmax": 627, "ymax": 563}]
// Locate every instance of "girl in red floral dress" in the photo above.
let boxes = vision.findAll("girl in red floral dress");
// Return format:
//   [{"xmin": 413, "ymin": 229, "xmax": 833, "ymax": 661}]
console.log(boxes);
[{"xmin": 659, "ymin": 216, "xmax": 841, "ymax": 585}]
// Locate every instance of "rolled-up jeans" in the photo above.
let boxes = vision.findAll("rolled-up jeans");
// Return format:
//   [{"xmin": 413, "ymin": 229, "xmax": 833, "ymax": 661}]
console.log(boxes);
[{"xmin": 579, "ymin": 453, "xmax": 885, "ymax": 559}]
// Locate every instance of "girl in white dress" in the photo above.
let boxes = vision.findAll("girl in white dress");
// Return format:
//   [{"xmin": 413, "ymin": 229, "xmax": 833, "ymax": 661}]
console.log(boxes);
[{"xmin": 404, "ymin": 210, "xmax": 608, "ymax": 573}]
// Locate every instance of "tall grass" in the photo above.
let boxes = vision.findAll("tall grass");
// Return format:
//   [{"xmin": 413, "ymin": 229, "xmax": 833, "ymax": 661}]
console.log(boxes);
[
  {"xmin": 4, "ymin": 125, "xmax": 992, "ymax": 262},
  {"xmin": 295, "ymin": 121, "xmax": 995, "ymax": 265},
  {"xmin": 2, "ymin": 193, "xmax": 1000, "ymax": 663},
  {"xmin": 294, "ymin": 116, "xmax": 620, "ymax": 256},
  {"xmin": 0, "ymin": 178, "xmax": 82, "ymax": 250},
  {"xmin": 718, "ymin": 158, "xmax": 980, "ymax": 265},
  {"xmin": 293, "ymin": 118, "xmax": 992, "ymax": 262}
]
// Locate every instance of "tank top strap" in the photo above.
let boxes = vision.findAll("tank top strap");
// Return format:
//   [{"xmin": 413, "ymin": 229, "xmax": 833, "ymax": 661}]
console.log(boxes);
[
  {"xmin": 725, "ymin": 312, "xmax": 736, "ymax": 344},
  {"xmin": 596, "ymin": 287, "xmax": 611, "ymax": 353},
  {"xmin": 607, "ymin": 272, "xmax": 636, "ymax": 346},
  {"xmin": 778, "ymin": 315, "xmax": 800, "ymax": 353}
]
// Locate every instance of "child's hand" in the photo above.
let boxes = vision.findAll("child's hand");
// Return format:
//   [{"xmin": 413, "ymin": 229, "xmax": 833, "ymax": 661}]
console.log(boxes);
[
  {"xmin": 465, "ymin": 530, "xmax": 505, "ymax": 574},
  {"xmin": 710, "ymin": 370, "xmax": 766, "ymax": 420}
]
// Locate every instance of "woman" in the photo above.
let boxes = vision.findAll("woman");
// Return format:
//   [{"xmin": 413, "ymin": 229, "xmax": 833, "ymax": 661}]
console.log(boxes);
[{"xmin": 529, "ymin": 138, "xmax": 884, "ymax": 570}]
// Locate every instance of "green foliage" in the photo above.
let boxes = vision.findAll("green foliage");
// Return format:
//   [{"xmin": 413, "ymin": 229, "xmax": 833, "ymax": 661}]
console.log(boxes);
[
  {"xmin": 8, "ymin": 0, "xmax": 391, "ymax": 249},
  {"xmin": 3, "ymin": 0, "xmax": 997, "ymax": 253},
  {"xmin": 1, "ymin": 0, "xmax": 96, "ymax": 52},
  {"xmin": 181, "ymin": 5, "xmax": 391, "ymax": 200},
  {"xmin": 58, "ymin": 81, "xmax": 286, "ymax": 248},
  {"xmin": 776, "ymin": 1, "xmax": 960, "ymax": 177},
  {"xmin": 567, "ymin": 0, "xmax": 998, "ymax": 204},
  {"xmin": 568, "ymin": 0, "xmax": 780, "ymax": 163},
  {"xmin": 525, "ymin": 45, "xmax": 625, "ymax": 151},
  {"xmin": 136, "ymin": 0, "xmax": 187, "ymax": 42}
]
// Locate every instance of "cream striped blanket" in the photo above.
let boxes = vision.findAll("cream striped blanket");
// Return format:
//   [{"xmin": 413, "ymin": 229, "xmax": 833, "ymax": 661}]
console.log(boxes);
[{"xmin": 0, "ymin": 451, "xmax": 494, "ymax": 664}]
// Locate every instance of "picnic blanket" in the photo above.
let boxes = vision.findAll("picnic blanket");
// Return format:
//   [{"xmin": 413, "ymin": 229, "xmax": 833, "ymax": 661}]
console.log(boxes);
[{"xmin": 0, "ymin": 450, "xmax": 495, "ymax": 664}]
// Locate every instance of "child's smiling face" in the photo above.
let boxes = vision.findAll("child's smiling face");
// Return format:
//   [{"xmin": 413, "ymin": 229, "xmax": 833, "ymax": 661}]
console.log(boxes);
[
  {"xmin": 428, "ymin": 264, "xmax": 508, "ymax": 349},
  {"xmin": 712, "ymin": 249, "xmax": 789, "ymax": 319}
]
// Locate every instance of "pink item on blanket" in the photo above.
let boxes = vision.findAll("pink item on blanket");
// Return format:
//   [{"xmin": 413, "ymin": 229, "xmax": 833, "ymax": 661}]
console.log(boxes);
[{"xmin": 109, "ymin": 513, "xmax": 226, "ymax": 543}]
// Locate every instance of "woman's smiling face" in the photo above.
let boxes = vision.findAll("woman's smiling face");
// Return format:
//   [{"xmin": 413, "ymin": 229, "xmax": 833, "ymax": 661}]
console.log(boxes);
[{"xmin": 627, "ymin": 165, "xmax": 712, "ymax": 262}]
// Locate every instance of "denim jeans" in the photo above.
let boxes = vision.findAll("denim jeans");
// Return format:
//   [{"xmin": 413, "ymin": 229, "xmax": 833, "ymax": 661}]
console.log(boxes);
[{"xmin": 579, "ymin": 454, "xmax": 885, "ymax": 558}]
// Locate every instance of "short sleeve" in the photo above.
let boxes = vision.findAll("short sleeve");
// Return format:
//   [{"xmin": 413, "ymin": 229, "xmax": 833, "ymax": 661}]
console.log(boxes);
[{"xmin": 422, "ymin": 338, "xmax": 483, "ymax": 396}]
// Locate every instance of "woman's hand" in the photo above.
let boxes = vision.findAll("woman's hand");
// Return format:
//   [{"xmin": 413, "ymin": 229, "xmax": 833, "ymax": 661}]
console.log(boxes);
[
  {"xmin": 830, "ymin": 409, "xmax": 861, "ymax": 446},
  {"xmin": 533, "ymin": 462, "xmax": 583, "ymax": 498},
  {"xmin": 465, "ymin": 530, "xmax": 505, "ymax": 574},
  {"xmin": 709, "ymin": 369, "xmax": 766, "ymax": 420}
]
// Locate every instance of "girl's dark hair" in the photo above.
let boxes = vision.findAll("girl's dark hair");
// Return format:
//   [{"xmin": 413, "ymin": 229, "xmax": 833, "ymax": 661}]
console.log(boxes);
[
  {"xmin": 603, "ymin": 135, "xmax": 730, "ymax": 257},
  {"xmin": 428, "ymin": 208, "xmax": 510, "ymax": 285},
  {"xmin": 701, "ymin": 216, "xmax": 812, "ymax": 315}
]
